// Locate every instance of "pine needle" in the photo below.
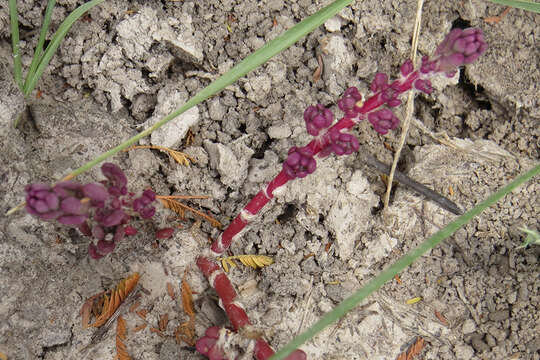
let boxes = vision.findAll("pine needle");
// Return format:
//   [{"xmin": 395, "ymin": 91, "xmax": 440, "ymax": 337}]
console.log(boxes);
[
  {"xmin": 157, "ymin": 196, "xmax": 222, "ymax": 228},
  {"xmin": 126, "ymin": 145, "xmax": 194, "ymax": 166},
  {"xmin": 219, "ymin": 254, "xmax": 274, "ymax": 273}
]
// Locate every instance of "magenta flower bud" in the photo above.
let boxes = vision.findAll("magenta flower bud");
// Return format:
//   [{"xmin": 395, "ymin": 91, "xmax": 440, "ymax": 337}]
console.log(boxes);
[
  {"xmin": 414, "ymin": 79, "xmax": 433, "ymax": 94},
  {"xmin": 368, "ymin": 109, "xmax": 400, "ymax": 135},
  {"xmin": 337, "ymin": 87, "xmax": 362, "ymax": 116},
  {"xmin": 434, "ymin": 28, "xmax": 487, "ymax": 73},
  {"xmin": 283, "ymin": 146, "xmax": 316, "ymax": 179},
  {"xmin": 142, "ymin": 189, "xmax": 156, "ymax": 202},
  {"xmin": 99, "ymin": 208, "xmax": 126, "ymax": 227},
  {"xmin": 156, "ymin": 227, "xmax": 175, "ymax": 239},
  {"xmin": 114, "ymin": 226, "xmax": 125, "ymax": 242},
  {"xmin": 400, "ymin": 59, "xmax": 414, "ymax": 76},
  {"xmin": 321, "ymin": 129, "xmax": 359, "ymax": 157},
  {"xmin": 304, "ymin": 104, "xmax": 334, "ymax": 136},
  {"xmin": 57, "ymin": 214, "xmax": 87, "ymax": 225},
  {"xmin": 60, "ymin": 196, "xmax": 87, "ymax": 215},
  {"xmin": 92, "ymin": 225, "xmax": 105, "ymax": 241},
  {"xmin": 196, "ymin": 336, "xmax": 218, "ymax": 356},
  {"xmin": 97, "ymin": 239, "xmax": 115, "ymax": 254},
  {"xmin": 124, "ymin": 226, "xmax": 138, "ymax": 236},
  {"xmin": 78, "ymin": 221, "xmax": 92, "ymax": 236},
  {"xmin": 370, "ymin": 72, "xmax": 389, "ymax": 93},
  {"xmin": 53, "ymin": 181, "xmax": 83, "ymax": 198},
  {"xmin": 25, "ymin": 183, "xmax": 64, "ymax": 220},
  {"xmin": 139, "ymin": 206, "xmax": 156, "ymax": 219},
  {"xmin": 88, "ymin": 243, "xmax": 104, "ymax": 259},
  {"xmin": 82, "ymin": 183, "xmax": 109, "ymax": 203},
  {"xmin": 101, "ymin": 163, "xmax": 128, "ymax": 196}
]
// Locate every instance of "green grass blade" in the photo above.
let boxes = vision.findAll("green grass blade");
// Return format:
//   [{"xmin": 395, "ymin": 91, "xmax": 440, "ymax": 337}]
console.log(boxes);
[
  {"xmin": 8, "ymin": 0, "xmax": 23, "ymax": 90},
  {"xmin": 23, "ymin": 0, "xmax": 105, "ymax": 97},
  {"xmin": 23, "ymin": 0, "xmax": 57, "ymax": 94},
  {"xmin": 270, "ymin": 163, "xmax": 540, "ymax": 360},
  {"xmin": 62, "ymin": 0, "xmax": 352, "ymax": 180},
  {"xmin": 486, "ymin": 0, "xmax": 540, "ymax": 13}
]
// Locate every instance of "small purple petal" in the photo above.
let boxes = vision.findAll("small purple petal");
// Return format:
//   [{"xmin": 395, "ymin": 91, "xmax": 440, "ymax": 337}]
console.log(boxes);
[
  {"xmin": 88, "ymin": 243, "xmax": 104, "ymax": 259},
  {"xmin": 100, "ymin": 209, "xmax": 125, "ymax": 227},
  {"xmin": 83, "ymin": 183, "xmax": 109, "ymax": 202},
  {"xmin": 97, "ymin": 239, "xmax": 115, "ymax": 254},
  {"xmin": 57, "ymin": 214, "xmax": 87, "ymax": 225},
  {"xmin": 140, "ymin": 206, "xmax": 156, "ymax": 219},
  {"xmin": 92, "ymin": 225, "xmax": 105, "ymax": 241},
  {"xmin": 400, "ymin": 59, "xmax": 414, "ymax": 76}
]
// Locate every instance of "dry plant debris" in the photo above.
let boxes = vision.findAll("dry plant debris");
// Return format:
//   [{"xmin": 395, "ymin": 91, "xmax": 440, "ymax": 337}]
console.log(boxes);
[
  {"xmin": 434, "ymin": 310, "xmax": 449, "ymax": 327},
  {"xmin": 396, "ymin": 337, "xmax": 425, "ymax": 360},
  {"xmin": 80, "ymin": 273, "xmax": 140, "ymax": 328},
  {"xmin": 0, "ymin": 352, "xmax": 7, "ymax": 360},
  {"xmin": 166, "ymin": 282, "xmax": 176, "ymax": 300},
  {"xmin": 157, "ymin": 195, "xmax": 222, "ymax": 228},
  {"xmin": 219, "ymin": 254, "xmax": 274, "ymax": 273},
  {"xmin": 126, "ymin": 145, "xmax": 194, "ymax": 166},
  {"xmin": 175, "ymin": 273, "xmax": 197, "ymax": 346},
  {"xmin": 116, "ymin": 316, "xmax": 131, "ymax": 360}
]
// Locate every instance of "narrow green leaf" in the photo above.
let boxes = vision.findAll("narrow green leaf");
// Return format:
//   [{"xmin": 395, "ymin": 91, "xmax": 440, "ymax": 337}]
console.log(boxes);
[
  {"xmin": 8, "ymin": 0, "xmax": 23, "ymax": 90},
  {"xmin": 63, "ymin": 0, "xmax": 352, "ymax": 179},
  {"xmin": 23, "ymin": 0, "xmax": 105, "ymax": 97},
  {"xmin": 270, "ymin": 163, "xmax": 540, "ymax": 360},
  {"xmin": 486, "ymin": 0, "xmax": 540, "ymax": 13},
  {"xmin": 23, "ymin": 0, "xmax": 57, "ymax": 94}
]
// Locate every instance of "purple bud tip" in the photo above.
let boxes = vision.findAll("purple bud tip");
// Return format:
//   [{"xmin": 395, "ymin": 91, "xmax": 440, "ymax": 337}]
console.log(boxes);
[
  {"xmin": 156, "ymin": 227, "xmax": 175, "ymax": 239},
  {"xmin": 414, "ymin": 79, "xmax": 433, "ymax": 94},
  {"xmin": 96, "ymin": 239, "xmax": 115, "ymax": 254},
  {"xmin": 337, "ymin": 87, "xmax": 362, "ymax": 116},
  {"xmin": 323, "ymin": 129, "xmax": 359, "ymax": 157},
  {"xmin": 100, "ymin": 209, "xmax": 126, "ymax": 227},
  {"xmin": 304, "ymin": 104, "xmax": 334, "ymax": 136},
  {"xmin": 435, "ymin": 28, "xmax": 487, "ymax": 72},
  {"xmin": 283, "ymin": 146, "xmax": 317, "ymax": 179},
  {"xmin": 124, "ymin": 226, "xmax": 138, "ymax": 236},
  {"xmin": 101, "ymin": 163, "xmax": 128, "ymax": 195},
  {"xmin": 368, "ymin": 109, "xmax": 400, "ymax": 135},
  {"xmin": 400, "ymin": 59, "xmax": 414, "ymax": 76},
  {"xmin": 370, "ymin": 73, "xmax": 389, "ymax": 93},
  {"xmin": 57, "ymin": 214, "xmax": 87, "ymax": 225}
]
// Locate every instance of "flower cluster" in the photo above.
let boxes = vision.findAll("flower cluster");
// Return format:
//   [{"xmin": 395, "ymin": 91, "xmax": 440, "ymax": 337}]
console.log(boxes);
[{"xmin": 25, "ymin": 163, "xmax": 162, "ymax": 259}]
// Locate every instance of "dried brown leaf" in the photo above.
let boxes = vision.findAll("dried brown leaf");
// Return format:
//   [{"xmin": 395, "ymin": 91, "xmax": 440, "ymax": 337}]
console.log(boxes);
[
  {"xmin": 126, "ymin": 145, "xmax": 194, "ymax": 166},
  {"xmin": 159, "ymin": 314, "xmax": 169, "ymax": 332},
  {"xmin": 434, "ymin": 310, "xmax": 449, "ymax": 327},
  {"xmin": 0, "ymin": 352, "xmax": 7, "ymax": 360},
  {"xmin": 80, "ymin": 291, "xmax": 105, "ymax": 328},
  {"xmin": 312, "ymin": 54, "xmax": 323, "ymax": 82},
  {"xmin": 90, "ymin": 273, "xmax": 140, "ymax": 327},
  {"xmin": 396, "ymin": 337, "xmax": 425, "ymax": 360},
  {"xmin": 166, "ymin": 282, "xmax": 175, "ymax": 300},
  {"xmin": 181, "ymin": 276, "xmax": 195, "ymax": 320},
  {"xmin": 150, "ymin": 327, "xmax": 165, "ymax": 337},
  {"xmin": 116, "ymin": 316, "xmax": 131, "ymax": 360},
  {"xmin": 158, "ymin": 197, "xmax": 221, "ymax": 228},
  {"xmin": 132, "ymin": 323, "xmax": 147, "ymax": 333},
  {"xmin": 220, "ymin": 255, "xmax": 274, "ymax": 272},
  {"xmin": 128, "ymin": 301, "xmax": 140, "ymax": 313},
  {"xmin": 136, "ymin": 309, "xmax": 148, "ymax": 320}
]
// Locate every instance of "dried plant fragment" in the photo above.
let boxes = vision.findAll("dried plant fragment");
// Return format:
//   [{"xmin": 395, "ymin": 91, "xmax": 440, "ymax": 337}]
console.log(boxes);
[
  {"xmin": 90, "ymin": 273, "xmax": 140, "ymax": 327},
  {"xmin": 159, "ymin": 313, "xmax": 169, "ymax": 332},
  {"xmin": 166, "ymin": 282, "xmax": 175, "ymax": 300},
  {"xmin": 396, "ymin": 337, "xmax": 425, "ymax": 360},
  {"xmin": 219, "ymin": 254, "xmax": 274, "ymax": 273},
  {"xmin": 434, "ymin": 310, "xmax": 449, "ymax": 327},
  {"xmin": 157, "ymin": 196, "xmax": 221, "ymax": 228},
  {"xmin": 132, "ymin": 323, "xmax": 147, "ymax": 333},
  {"xmin": 0, "ymin": 352, "xmax": 7, "ymax": 360},
  {"xmin": 176, "ymin": 274, "xmax": 196, "ymax": 346},
  {"xmin": 126, "ymin": 145, "xmax": 194, "ymax": 166},
  {"xmin": 128, "ymin": 301, "xmax": 140, "ymax": 313},
  {"xmin": 80, "ymin": 291, "xmax": 105, "ymax": 328},
  {"xmin": 312, "ymin": 54, "xmax": 324, "ymax": 82},
  {"xmin": 116, "ymin": 316, "xmax": 131, "ymax": 360},
  {"xmin": 136, "ymin": 309, "xmax": 148, "ymax": 320}
]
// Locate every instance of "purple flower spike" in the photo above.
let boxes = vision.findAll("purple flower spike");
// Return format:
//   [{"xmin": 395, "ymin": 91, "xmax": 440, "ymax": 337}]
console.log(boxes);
[
  {"xmin": 414, "ymin": 79, "xmax": 433, "ymax": 94},
  {"xmin": 337, "ymin": 87, "xmax": 362, "ymax": 116},
  {"xmin": 25, "ymin": 184, "xmax": 64, "ymax": 220},
  {"xmin": 368, "ymin": 109, "xmax": 400, "ymax": 135},
  {"xmin": 400, "ymin": 59, "xmax": 414, "ymax": 76},
  {"xmin": 304, "ymin": 104, "xmax": 334, "ymax": 136},
  {"xmin": 283, "ymin": 146, "xmax": 317, "ymax": 179},
  {"xmin": 435, "ymin": 28, "xmax": 487, "ymax": 72}
]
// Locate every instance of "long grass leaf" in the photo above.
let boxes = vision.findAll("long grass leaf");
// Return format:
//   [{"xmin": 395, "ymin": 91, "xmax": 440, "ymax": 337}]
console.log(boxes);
[
  {"xmin": 23, "ymin": 0, "xmax": 105, "ymax": 97},
  {"xmin": 486, "ymin": 0, "xmax": 540, "ymax": 13},
  {"xmin": 270, "ymin": 163, "xmax": 540, "ymax": 360},
  {"xmin": 62, "ymin": 0, "xmax": 352, "ymax": 180},
  {"xmin": 8, "ymin": 0, "xmax": 22, "ymax": 90},
  {"xmin": 23, "ymin": 0, "xmax": 57, "ymax": 94}
]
